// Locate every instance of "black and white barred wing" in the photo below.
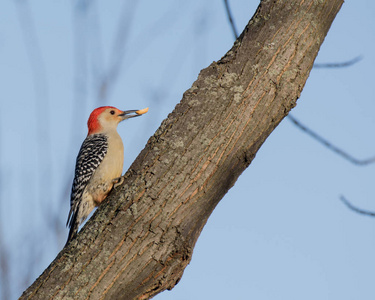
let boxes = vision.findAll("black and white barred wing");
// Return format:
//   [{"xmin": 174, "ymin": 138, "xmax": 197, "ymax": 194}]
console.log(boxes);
[{"xmin": 66, "ymin": 134, "xmax": 108, "ymax": 228}]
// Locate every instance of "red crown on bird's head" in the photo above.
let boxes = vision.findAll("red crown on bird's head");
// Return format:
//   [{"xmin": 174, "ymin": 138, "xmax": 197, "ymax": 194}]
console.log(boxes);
[{"xmin": 87, "ymin": 106, "xmax": 119, "ymax": 135}]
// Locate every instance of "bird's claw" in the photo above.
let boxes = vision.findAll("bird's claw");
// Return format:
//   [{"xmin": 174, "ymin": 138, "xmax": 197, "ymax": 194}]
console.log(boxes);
[{"xmin": 113, "ymin": 176, "xmax": 124, "ymax": 188}]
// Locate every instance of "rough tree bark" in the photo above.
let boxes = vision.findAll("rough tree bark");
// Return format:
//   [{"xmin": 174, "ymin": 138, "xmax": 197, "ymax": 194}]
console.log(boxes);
[{"xmin": 21, "ymin": 0, "xmax": 343, "ymax": 299}]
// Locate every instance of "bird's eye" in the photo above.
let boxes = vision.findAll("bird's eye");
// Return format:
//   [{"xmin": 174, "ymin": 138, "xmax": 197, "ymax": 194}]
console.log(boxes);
[{"xmin": 110, "ymin": 110, "xmax": 115, "ymax": 115}]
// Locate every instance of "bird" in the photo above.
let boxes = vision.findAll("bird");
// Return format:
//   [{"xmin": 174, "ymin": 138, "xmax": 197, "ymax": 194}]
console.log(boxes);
[{"xmin": 66, "ymin": 106, "xmax": 148, "ymax": 245}]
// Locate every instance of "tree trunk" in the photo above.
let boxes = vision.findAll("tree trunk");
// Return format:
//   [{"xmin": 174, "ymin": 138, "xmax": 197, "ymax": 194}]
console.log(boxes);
[{"xmin": 21, "ymin": 1, "xmax": 343, "ymax": 299}]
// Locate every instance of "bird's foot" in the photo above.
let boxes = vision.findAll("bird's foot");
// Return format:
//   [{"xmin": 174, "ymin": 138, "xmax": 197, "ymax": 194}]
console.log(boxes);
[{"xmin": 112, "ymin": 176, "xmax": 125, "ymax": 189}]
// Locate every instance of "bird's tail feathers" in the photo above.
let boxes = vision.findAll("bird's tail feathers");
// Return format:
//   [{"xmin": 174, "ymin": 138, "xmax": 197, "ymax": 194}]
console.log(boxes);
[{"xmin": 65, "ymin": 211, "xmax": 79, "ymax": 247}]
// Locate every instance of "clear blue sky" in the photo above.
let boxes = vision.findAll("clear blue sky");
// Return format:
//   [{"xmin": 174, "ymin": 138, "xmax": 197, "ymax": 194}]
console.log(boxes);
[{"xmin": 0, "ymin": 1, "xmax": 374, "ymax": 299}]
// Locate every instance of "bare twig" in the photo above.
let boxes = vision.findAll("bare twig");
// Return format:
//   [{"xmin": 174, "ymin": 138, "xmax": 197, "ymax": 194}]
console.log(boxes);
[
  {"xmin": 287, "ymin": 114, "xmax": 375, "ymax": 166},
  {"xmin": 72, "ymin": 0, "xmax": 90, "ymax": 119},
  {"xmin": 88, "ymin": 0, "xmax": 105, "ymax": 106},
  {"xmin": 340, "ymin": 196, "xmax": 375, "ymax": 217},
  {"xmin": 313, "ymin": 55, "xmax": 363, "ymax": 68},
  {"xmin": 98, "ymin": 1, "xmax": 139, "ymax": 102},
  {"xmin": 223, "ymin": 0, "xmax": 238, "ymax": 40}
]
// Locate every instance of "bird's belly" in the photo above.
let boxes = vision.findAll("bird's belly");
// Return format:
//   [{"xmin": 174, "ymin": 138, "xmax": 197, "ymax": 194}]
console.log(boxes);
[{"xmin": 86, "ymin": 138, "xmax": 124, "ymax": 205}]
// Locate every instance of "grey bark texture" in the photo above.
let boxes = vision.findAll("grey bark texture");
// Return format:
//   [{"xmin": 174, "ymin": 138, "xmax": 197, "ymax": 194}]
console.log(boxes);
[{"xmin": 21, "ymin": 0, "xmax": 343, "ymax": 299}]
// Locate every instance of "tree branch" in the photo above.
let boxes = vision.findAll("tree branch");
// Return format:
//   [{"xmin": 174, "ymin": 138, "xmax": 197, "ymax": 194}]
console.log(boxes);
[
  {"xmin": 340, "ymin": 196, "xmax": 375, "ymax": 217},
  {"xmin": 287, "ymin": 114, "xmax": 375, "ymax": 166},
  {"xmin": 21, "ymin": 1, "xmax": 344, "ymax": 299},
  {"xmin": 223, "ymin": 0, "xmax": 238, "ymax": 40},
  {"xmin": 313, "ymin": 55, "xmax": 363, "ymax": 68}
]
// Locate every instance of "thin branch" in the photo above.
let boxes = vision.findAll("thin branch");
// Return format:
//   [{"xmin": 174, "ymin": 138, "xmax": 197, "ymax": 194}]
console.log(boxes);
[
  {"xmin": 68, "ymin": 0, "xmax": 90, "ymax": 141},
  {"xmin": 340, "ymin": 196, "xmax": 375, "ymax": 217},
  {"xmin": 88, "ymin": 0, "xmax": 105, "ymax": 106},
  {"xmin": 287, "ymin": 114, "xmax": 375, "ymax": 166},
  {"xmin": 223, "ymin": 0, "xmax": 238, "ymax": 40},
  {"xmin": 313, "ymin": 55, "xmax": 363, "ymax": 68},
  {"xmin": 95, "ymin": 1, "xmax": 188, "ymax": 104},
  {"xmin": 98, "ymin": 1, "xmax": 139, "ymax": 102}
]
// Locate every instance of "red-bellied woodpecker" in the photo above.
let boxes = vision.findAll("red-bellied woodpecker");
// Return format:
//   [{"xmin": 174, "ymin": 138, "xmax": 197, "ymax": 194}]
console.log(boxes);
[{"xmin": 66, "ymin": 106, "xmax": 148, "ymax": 244}]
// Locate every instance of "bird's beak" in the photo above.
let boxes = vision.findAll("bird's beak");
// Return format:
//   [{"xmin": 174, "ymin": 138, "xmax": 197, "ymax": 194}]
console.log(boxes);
[{"xmin": 119, "ymin": 107, "xmax": 149, "ymax": 120}]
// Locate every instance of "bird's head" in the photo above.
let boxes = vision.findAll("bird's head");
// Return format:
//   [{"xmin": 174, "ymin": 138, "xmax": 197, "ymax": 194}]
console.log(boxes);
[{"xmin": 87, "ymin": 106, "xmax": 148, "ymax": 135}]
